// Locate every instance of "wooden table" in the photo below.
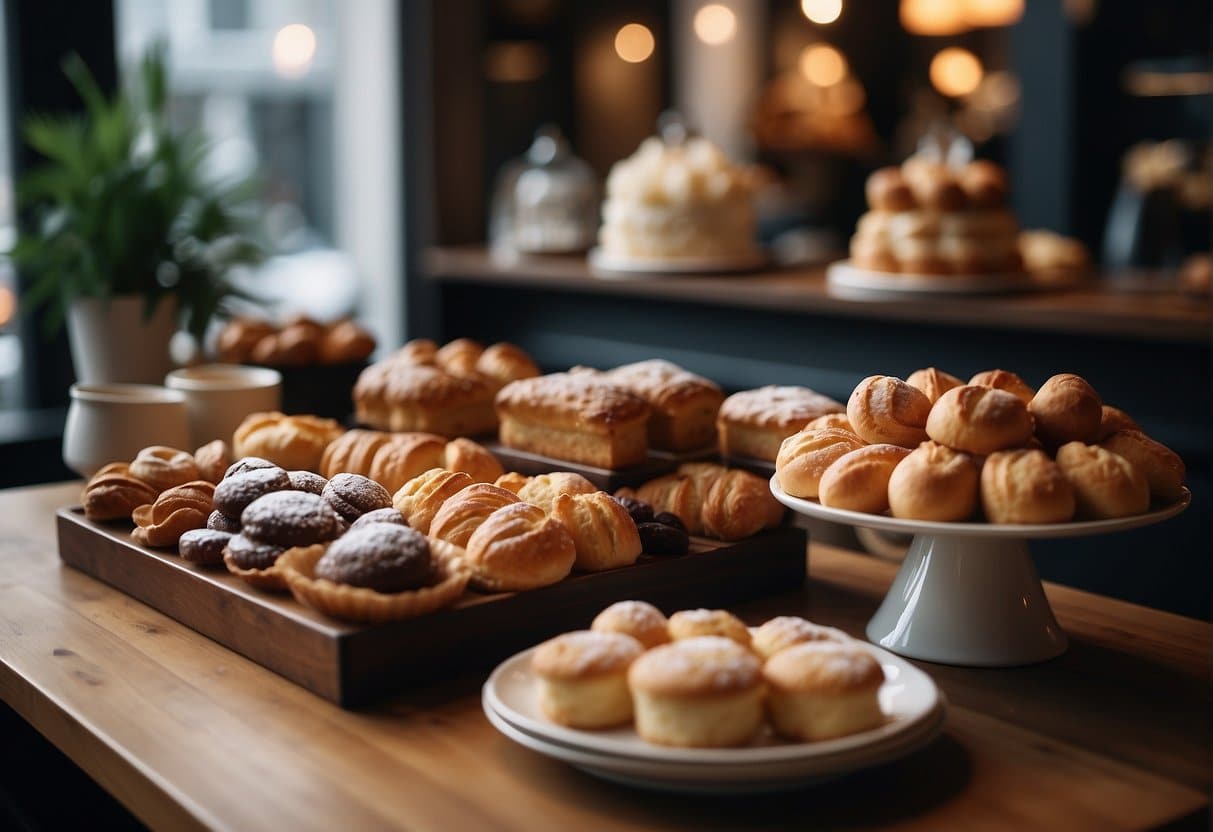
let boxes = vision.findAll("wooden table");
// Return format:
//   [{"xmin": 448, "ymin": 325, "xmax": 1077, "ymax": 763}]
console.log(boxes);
[{"xmin": 1, "ymin": 482, "xmax": 1209, "ymax": 831}]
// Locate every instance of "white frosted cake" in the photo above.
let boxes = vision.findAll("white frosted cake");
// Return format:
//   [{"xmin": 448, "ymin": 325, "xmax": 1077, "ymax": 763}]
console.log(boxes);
[{"xmin": 599, "ymin": 137, "xmax": 757, "ymax": 261}]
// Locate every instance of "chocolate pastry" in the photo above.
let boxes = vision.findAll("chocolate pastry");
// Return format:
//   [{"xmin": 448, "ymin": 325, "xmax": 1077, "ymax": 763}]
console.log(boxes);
[
  {"xmin": 224, "ymin": 456, "xmax": 279, "ymax": 479},
  {"xmin": 349, "ymin": 507, "xmax": 408, "ymax": 530},
  {"xmin": 652, "ymin": 511, "xmax": 688, "ymax": 534},
  {"xmin": 637, "ymin": 521, "xmax": 690, "ymax": 555},
  {"xmin": 288, "ymin": 470, "xmax": 328, "ymax": 495},
  {"xmin": 225, "ymin": 534, "xmax": 286, "ymax": 571},
  {"xmin": 240, "ymin": 491, "xmax": 342, "ymax": 546},
  {"xmin": 314, "ymin": 524, "xmax": 433, "ymax": 593},
  {"xmin": 213, "ymin": 466, "xmax": 291, "ymax": 518},
  {"xmin": 322, "ymin": 473, "xmax": 392, "ymax": 523},
  {"xmin": 179, "ymin": 529, "xmax": 233, "ymax": 565},
  {"xmin": 613, "ymin": 495, "xmax": 654, "ymax": 525},
  {"xmin": 207, "ymin": 510, "xmax": 242, "ymax": 533}
]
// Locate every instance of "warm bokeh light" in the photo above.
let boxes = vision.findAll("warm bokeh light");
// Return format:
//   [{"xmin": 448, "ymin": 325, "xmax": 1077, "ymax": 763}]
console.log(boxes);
[
  {"xmin": 900, "ymin": 0, "xmax": 967, "ymax": 36},
  {"xmin": 0, "ymin": 287, "xmax": 14, "ymax": 328},
  {"xmin": 824, "ymin": 77, "xmax": 867, "ymax": 115},
  {"xmin": 801, "ymin": 0, "xmax": 843, "ymax": 25},
  {"xmin": 930, "ymin": 47, "xmax": 984, "ymax": 97},
  {"xmin": 963, "ymin": 0, "xmax": 1023, "ymax": 27},
  {"xmin": 272, "ymin": 23, "xmax": 317, "ymax": 78},
  {"xmin": 799, "ymin": 44, "xmax": 848, "ymax": 87},
  {"xmin": 484, "ymin": 41, "xmax": 549, "ymax": 82},
  {"xmin": 614, "ymin": 23, "xmax": 655, "ymax": 63},
  {"xmin": 693, "ymin": 4, "xmax": 737, "ymax": 45}
]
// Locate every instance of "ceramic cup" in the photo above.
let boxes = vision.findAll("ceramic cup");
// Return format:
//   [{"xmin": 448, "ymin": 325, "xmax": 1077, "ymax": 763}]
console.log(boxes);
[
  {"xmin": 64, "ymin": 384, "xmax": 191, "ymax": 478},
  {"xmin": 165, "ymin": 364, "xmax": 283, "ymax": 448}
]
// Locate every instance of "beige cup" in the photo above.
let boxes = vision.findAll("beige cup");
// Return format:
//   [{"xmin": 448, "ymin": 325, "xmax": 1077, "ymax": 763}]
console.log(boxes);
[
  {"xmin": 64, "ymin": 384, "xmax": 191, "ymax": 477},
  {"xmin": 165, "ymin": 364, "xmax": 282, "ymax": 447}
]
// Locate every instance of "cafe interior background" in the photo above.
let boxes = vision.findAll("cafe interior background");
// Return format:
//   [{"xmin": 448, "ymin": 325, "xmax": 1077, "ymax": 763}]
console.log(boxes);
[{"xmin": 0, "ymin": 0, "xmax": 1208, "ymax": 618}]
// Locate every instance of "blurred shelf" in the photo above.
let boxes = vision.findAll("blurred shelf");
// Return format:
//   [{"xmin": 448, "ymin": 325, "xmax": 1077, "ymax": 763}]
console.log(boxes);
[{"xmin": 426, "ymin": 246, "xmax": 1212, "ymax": 344}]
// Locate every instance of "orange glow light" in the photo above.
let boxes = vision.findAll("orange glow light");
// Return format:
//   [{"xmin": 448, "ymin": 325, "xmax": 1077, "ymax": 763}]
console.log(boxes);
[
  {"xmin": 801, "ymin": 0, "xmax": 843, "ymax": 25},
  {"xmin": 799, "ymin": 44, "xmax": 848, "ymax": 87},
  {"xmin": 694, "ymin": 4, "xmax": 737, "ymax": 45},
  {"xmin": 900, "ymin": 0, "xmax": 967, "ymax": 36},
  {"xmin": 930, "ymin": 47, "xmax": 984, "ymax": 97},
  {"xmin": 615, "ymin": 23, "xmax": 655, "ymax": 63},
  {"xmin": 272, "ymin": 23, "xmax": 317, "ymax": 79},
  {"xmin": 964, "ymin": 0, "xmax": 1024, "ymax": 28}
]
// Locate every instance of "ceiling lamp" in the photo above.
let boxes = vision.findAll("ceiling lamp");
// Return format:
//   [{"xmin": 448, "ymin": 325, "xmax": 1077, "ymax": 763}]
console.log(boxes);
[{"xmin": 693, "ymin": 4, "xmax": 737, "ymax": 45}]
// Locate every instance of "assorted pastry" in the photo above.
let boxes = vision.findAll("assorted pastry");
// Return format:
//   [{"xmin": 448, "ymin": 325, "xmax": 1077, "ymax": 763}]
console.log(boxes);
[
  {"xmin": 532, "ymin": 601, "xmax": 885, "ymax": 747},
  {"xmin": 775, "ymin": 368, "xmax": 1186, "ymax": 523},
  {"xmin": 616, "ymin": 462, "xmax": 785, "ymax": 541},
  {"xmin": 717, "ymin": 385, "xmax": 845, "ymax": 463},
  {"xmin": 215, "ymin": 315, "xmax": 377, "ymax": 367}
]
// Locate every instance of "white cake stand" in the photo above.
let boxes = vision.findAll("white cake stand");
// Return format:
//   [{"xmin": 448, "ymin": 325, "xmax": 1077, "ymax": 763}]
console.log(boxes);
[{"xmin": 771, "ymin": 477, "xmax": 1191, "ymax": 667}]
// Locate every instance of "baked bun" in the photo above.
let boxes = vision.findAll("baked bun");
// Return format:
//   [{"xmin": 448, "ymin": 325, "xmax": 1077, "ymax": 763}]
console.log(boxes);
[
  {"xmin": 391, "ymin": 468, "xmax": 474, "ymax": 534},
  {"xmin": 321, "ymin": 429, "xmax": 397, "ymax": 479},
  {"xmin": 428, "ymin": 483, "xmax": 521, "ymax": 548},
  {"xmin": 1096, "ymin": 405, "xmax": 1141, "ymax": 441},
  {"xmin": 367, "ymin": 433, "xmax": 446, "ymax": 493},
  {"xmin": 818, "ymin": 444, "xmax": 911, "ymax": 514},
  {"xmin": 865, "ymin": 167, "xmax": 917, "ymax": 212},
  {"xmin": 131, "ymin": 480, "xmax": 215, "ymax": 547},
  {"xmin": 82, "ymin": 463, "xmax": 159, "ymax": 521},
  {"xmin": 233, "ymin": 412, "xmax": 344, "ymax": 472},
  {"xmin": 434, "ymin": 337, "xmax": 484, "ymax": 377},
  {"xmin": 130, "ymin": 445, "xmax": 200, "ymax": 492},
  {"xmin": 494, "ymin": 471, "xmax": 530, "ymax": 494},
  {"xmin": 532, "ymin": 630, "xmax": 643, "ymax": 729},
  {"xmin": 216, "ymin": 318, "xmax": 276, "ymax": 363},
  {"xmin": 980, "ymin": 449, "xmax": 1076, "ymax": 524},
  {"xmin": 701, "ymin": 468, "xmax": 785, "ymax": 541},
  {"xmin": 906, "ymin": 367, "xmax": 964, "ymax": 404},
  {"xmin": 442, "ymin": 437, "xmax": 504, "ymax": 483},
  {"xmin": 667, "ymin": 608, "xmax": 751, "ymax": 648},
  {"xmin": 516, "ymin": 472, "xmax": 598, "ymax": 514},
  {"xmin": 926, "ymin": 385, "xmax": 1034, "ymax": 455},
  {"xmin": 847, "ymin": 375, "xmax": 931, "ymax": 447},
  {"xmin": 464, "ymin": 502, "xmax": 576, "ymax": 591},
  {"xmin": 752, "ymin": 616, "xmax": 847, "ymax": 661},
  {"xmin": 763, "ymin": 642, "xmax": 885, "ymax": 741},
  {"xmin": 887, "ymin": 441, "xmax": 979, "ymax": 521},
  {"xmin": 1055, "ymin": 442, "xmax": 1149, "ymax": 519},
  {"xmin": 968, "ymin": 369, "xmax": 1035, "ymax": 405},
  {"xmin": 804, "ymin": 413, "xmax": 854, "ymax": 433},
  {"xmin": 957, "ymin": 160, "xmax": 1009, "ymax": 209},
  {"xmin": 550, "ymin": 491, "xmax": 643, "ymax": 572},
  {"xmin": 901, "ymin": 160, "xmax": 967, "ymax": 211},
  {"xmin": 394, "ymin": 338, "xmax": 439, "ymax": 365},
  {"xmin": 628, "ymin": 636, "xmax": 764, "ymax": 748},
  {"xmin": 1029, "ymin": 374, "xmax": 1103, "ymax": 447},
  {"xmin": 592, "ymin": 601, "xmax": 670, "ymax": 649},
  {"xmin": 318, "ymin": 320, "xmax": 376, "ymax": 364},
  {"xmin": 475, "ymin": 342, "xmax": 540, "ymax": 388},
  {"xmin": 775, "ymin": 428, "xmax": 867, "ymax": 499},
  {"xmin": 193, "ymin": 440, "xmax": 233, "ymax": 485},
  {"xmin": 1099, "ymin": 430, "xmax": 1186, "ymax": 502}
]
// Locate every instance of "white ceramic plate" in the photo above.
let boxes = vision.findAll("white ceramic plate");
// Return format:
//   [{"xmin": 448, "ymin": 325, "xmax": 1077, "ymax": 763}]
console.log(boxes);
[
  {"xmin": 589, "ymin": 247, "xmax": 768, "ymax": 276},
  {"xmin": 826, "ymin": 259, "xmax": 1045, "ymax": 296},
  {"xmin": 771, "ymin": 477, "xmax": 1192, "ymax": 540}
]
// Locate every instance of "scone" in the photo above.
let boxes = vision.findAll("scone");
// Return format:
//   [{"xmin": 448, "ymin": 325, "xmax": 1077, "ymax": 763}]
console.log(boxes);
[
  {"xmin": 717, "ymin": 385, "xmax": 845, "ymax": 462},
  {"xmin": 817, "ymin": 444, "xmax": 911, "ymax": 514},
  {"xmin": 592, "ymin": 601, "xmax": 670, "ymax": 649},
  {"xmin": 925, "ymin": 385, "xmax": 1034, "ymax": 455},
  {"xmin": 1055, "ymin": 442, "xmax": 1149, "ymax": 519},
  {"xmin": 887, "ymin": 441, "xmax": 979, "ymax": 521},
  {"xmin": 775, "ymin": 427, "xmax": 867, "ymax": 499},
  {"xmin": 980, "ymin": 449, "xmax": 1076, "ymax": 524},
  {"xmin": 603, "ymin": 359, "xmax": 724, "ymax": 452},
  {"xmin": 232, "ymin": 412, "xmax": 344, "ymax": 472},
  {"xmin": 763, "ymin": 642, "xmax": 885, "ymax": 741},
  {"xmin": 464, "ymin": 502, "xmax": 576, "ymax": 591},
  {"xmin": 532, "ymin": 630, "xmax": 644, "ymax": 729},
  {"xmin": 628, "ymin": 636, "xmax": 764, "ymax": 748},
  {"xmin": 1099, "ymin": 430, "xmax": 1185, "ymax": 502},
  {"xmin": 847, "ymin": 376, "xmax": 931, "ymax": 447},
  {"xmin": 667, "ymin": 608, "xmax": 751, "ymax": 647},
  {"xmin": 550, "ymin": 491, "xmax": 643, "ymax": 572},
  {"xmin": 752, "ymin": 616, "xmax": 847, "ymax": 661}
]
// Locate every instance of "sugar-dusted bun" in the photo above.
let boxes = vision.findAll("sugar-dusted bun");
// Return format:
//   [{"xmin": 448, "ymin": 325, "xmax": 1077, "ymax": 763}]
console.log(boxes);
[
  {"xmin": 429, "ymin": 483, "xmax": 521, "ymax": 548},
  {"xmin": 887, "ymin": 441, "xmax": 979, "ymax": 521},
  {"xmin": 442, "ymin": 437, "xmax": 504, "ymax": 483},
  {"xmin": 818, "ymin": 444, "xmax": 911, "ymax": 514},
  {"xmin": 805, "ymin": 413, "xmax": 854, "ymax": 433},
  {"xmin": 1054, "ymin": 442, "xmax": 1149, "ymax": 519},
  {"xmin": 980, "ymin": 449, "xmax": 1076, "ymax": 524},
  {"xmin": 532, "ymin": 630, "xmax": 643, "ymax": 729},
  {"xmin": 1029, "ymin": 374, "xmax": 1103, "ymax": 447},
  {"xmin": 865, "ymin": 167, "xmax": 917, "ymax": 212},
  {"xmin": 906, "ymin": 367, "xmax": 964, "ymax": 405},
  {"xmin": 667, "ymin": 608, "xmax": 752, "ymax": 648},
  {"xmin": 763, "ymin": 642, "xmax": 885, "ymax": 741},
  {"xmin": 926, "ymin": 385, "xmax": 1034, "ymax": 455},
  {"xmin": 391, "ymin": 468, "xmax": 474, "ymax": 534},
  {"xmin": 1099, "ymin": 430, "xmax": 1186, "ymax": 502},
  {"xmin": 701, "ymin": 468, "xmax": 786, "ymax": 541},
  {"xmin": 968, "ymin": 369, "xmax": 1035, "ymax": 405},
  {"xmin": 628, "ymin": 636, "xmax": 764, "ymax": 748},
  {"xmin": 775, "ymin": 427, "xmax": 867, "ymax": 499},
  {"xmin": 957, "ymin": 160, "xmax": 1009, "ymax": 209},
  {"xmin": 592, "ymin": 601, "xmax": 670, "ymax": 649},
  {"xmin": 367, "ymin": 433, "xmax": 446, "ymax": 493},
  {"xmin": 752, "ymin": 616, "xmax": 847, "ymax": 661},
  {"xmin": 516, "ymin": 471, "xmax": 598, "ymax": 514},
  {"xmin": 847, "ymin": 375, "xmax": 931, "ymax": 447},
  {"xmin": 550, "ymin": 491, "xmax": 643, "ymax": 572},
  {"xmin": 464, "ymin": 502, "xmax": 576, "ymax": 591},
  {"xmin": 1096, "ymin": 405, "xmax": 1141, "ymax": 441}
]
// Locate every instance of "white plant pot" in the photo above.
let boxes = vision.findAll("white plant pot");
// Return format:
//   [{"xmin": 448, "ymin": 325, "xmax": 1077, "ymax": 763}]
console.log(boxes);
[{"xmin": 66, "ymin": 295, "xmax": 179, "ymax": 385}]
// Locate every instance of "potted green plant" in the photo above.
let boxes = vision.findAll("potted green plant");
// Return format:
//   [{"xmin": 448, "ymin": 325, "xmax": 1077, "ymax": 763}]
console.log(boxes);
[{"xmin": 8, "ymin": 45, "xmax": 260, "ymax": 384}]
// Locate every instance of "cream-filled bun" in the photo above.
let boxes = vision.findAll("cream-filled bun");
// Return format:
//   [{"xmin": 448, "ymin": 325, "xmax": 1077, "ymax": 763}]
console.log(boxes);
[
  {"xmin": 887, "ymin": 441, "xmax": 979, "ymax": 521},
  {"xmin": 818, "ymin": 444, "xmax": 911, "ymax": 515},
  {"xmin": 1029, "ymin": 374, "xmax": 1102, "ymax": 447},
  {"xmin": 591, "ymin": 600, "xmax": 670, "ymax": 649},
  {"xmin": 667, "ymin": 608, "xmax": 752, "ymax": 648},
  {"xmin": 1054, "ymin": 442, "xmax": 1149, "ymax": 519},
  {"xmin": 531, "ymin": 630, "xmax": 644, "ymax": 729},
  {"xmin": 1099, "ymin": 430, "xmax": 1186, "ymax": 502},
  {"xmin": 906, "ymin": 367, "xmax": 964, "ymax": 405},
  {"xmin": 775, "ymin": 427, "xmax": 866, "ymax": 499},
  {"xmin": 968, "ymin": 369, "xmax": 1035, "ymax": 405},
  {"xmin": 980, "ymin": 449, "xmax": 1076, "ymax": 524},
  {"xmin": 752, "ymin": 616, "xmax": 848, "ymax": 661},
  {"xmin": 925, "ymin": 385, "xmax": 1034, "ymax": 455},
  {"xmin": 846, "ymin": 375, "xmax": 932, "ymax": 447},
  {"xmin": 763, "ymin": 642, "xmax": 885, "ymax": 742}
]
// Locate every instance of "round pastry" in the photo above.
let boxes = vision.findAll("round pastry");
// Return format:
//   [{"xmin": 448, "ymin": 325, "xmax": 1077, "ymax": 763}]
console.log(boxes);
[
  {"xmin": 901, "ymin": 160, "xmax": 967, "ymax": 211},
  {"xmin": 887, "ymin": 441, "xmax": 979, "ymax": 521},
  {"xmin": 532, "ymin": 630, "xmax": 644, "ymax": 729},
  {"xmin": 804, "ymin": 413, "xmax": 854, "ymax": 433},
  {"xmin": 636, "ymin": 521, "xmax": 690, "ymax": 555},
  {"xmin": 628, "ymin": 636, "xmax": 764, "ymax": 748},
  {"xmin": 366, "ymin": 433, "xmax": 446, "ymax": 494},
  {"xmin": 550, "ymin": 491, "xmax": 643, "ymax": 572},
  {"xmin": 1054, "ymin": 442, "xmax": 1149, "ymax": 519},
  {"xmin": 81, "ymin": 464, "xmax": 159, "ymax": 521},
  {"xmin": 865, "ymin": 167, "xmax": 917, "ymax": 212},
  {"xmin": 957, "ymin": 160, "xmax": 1009, "ymax": 209},
  {"xmin": 463, "ymin": 502, "xmax": 575, "ymax": 592},
  {"xmin": 392, "ymin": 468, "xmax": 475, "ymax": 534},
  {"xmin": 591, "ymin": 601, "xmax": 670, "ymax": 649},
  {"xmin": 429, "ymin": 483, "xmax": 521, "ymax": 548},
  {"xmin": 322, "ymin": 473, "xmax": 392, "ymax": 523},
  {"xmin": 232, "ymin": 412, "xmax": 344, "ymax": 472},
  {"xmin": 213, "ymin": 466, "xmax": 291, "ymax": 519},
  {"xmin": 288, "ymin": 470, "xmax": 328, "ymax": 495},
  {"xmin": 700, "ymin": 468, "xmax": 786, "ymax": 541},
  {"xmin": 1029, "ymin": 374, "xmax": 1103, "ymax": 447},
  {"xmin": 223, "ymin": 456, "xmax": 278, "ymax": 480},
  {"xmin": 216, "ymin": 317, "xmax": 276, "ymax": 363},
  {"xmin": 980, "ymin": 449, "xmax": 1076, "ymax": 524},
  {"xmin": 1096, "ymin": 405, "xmax": 1141, "ymax": 441},
  {"xmin": 850, "ymin": 234, "xmax": 900, "ymax": 273},
  {"xmin": 240, "ymin": 491, "xmax": 343, "ymax": 547},
  {"xmin": 494, "ymin": 472, "xmax": 531, "ymax": 494},
  {"xmin": 846, "ymin": 375, "xmax": 931, "ymax": 447},
  {"xmin": 775, "ymin": 427, "xmax": 867, "ymax": 499},
  {"xmin": 818, "ymin": 444, "xmax": 912, "ymax": 515},
  {"xmin": 314, "ymin": 524, "xmax": 433, "ymax": 592},
  {"xmin": 318, "ymin": 319, "xmax": 376, "ymax": 364},
  {"xmin": 207, "ymin": 509, "xmax": 242, "ymax": 533},
  {"xmin": 1099, "ymin": 430, "xmax": 1186, "ymax": 502},
  {"xmin": 224, "ymin": 533, "xmax": 286, "ymax": 571},
  {"xmin": 348, "ymin": 507, "xmax": 408, "ymax": 530},
  {"xmin": 193, "ymin": 440, "xmax": 232, "ymax": 484},
  {"xmin": 130, "ymin": 446, "xmax": 201, "ymax": 492},
  {"xmin": 968, "ymin": 369, "xmax": 1035, "ymax": 405},
  {"xmin": 905, "ymin": 367, "xmax": 964, "ymax": 405},
  {"xmin": 394, "ymin": 338, "xmax": 439, "ymax": 365},
  {"xmin": 442, "ymin": 437, "xmax": 505, "ymax": 484},
  {"xmin": 475, "ymin": 342, "xmax": 540, "ymax": 387},
  {"xmin": 667, "ymin": 608, "xmax": 751, "ymax": 648},
  {"xmin": 178, "ymin": 528, "xmax": 233, "ymax": 565},
  {"xmin": 612, "ymin": 496, "xmax": 654, "ymax": 525},
  {"xmin": 434, "ymin": 338, "xmax": 484, "ymax": 377},
  {"xmin": 926, "ymin": 385, "xmax": 1034, "ymax": 455},
  {"xmin": 752, "ymin": 616, "xmax": 847, "ymax": 661},
  {"xmin": 130, "ymin": 480, "xmax": 215, "ymax": 547},
  {"xmin": 515, "ymin": 472, "xmax": 599, "ymax": 515},
  {"xmin": 320, "ymin": 429, "xmax": 397, "ymax": 480},
  {"xmin": 763, "ymin": 642, "xmax": 885, "ymax": 741}
]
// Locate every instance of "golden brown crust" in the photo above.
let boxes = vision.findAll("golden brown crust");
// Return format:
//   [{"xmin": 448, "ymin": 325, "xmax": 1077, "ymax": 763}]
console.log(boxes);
[
  {"xmin": 131, "ymin": 480, "xmax": 215, "ymax": 547},
  {"xmin": 532, "ymin": 630, "xmax": 644, "ymax": 680},
  {"xmin": 429, "ymin": 483, "xmax": 522, "ymax": 548},
  {"xmin": 906, "ymin": 367, "xmax": 964, "ymax": 405},
  {"xmin": 667, "ymin": 609, "xmax": 752, "ymax": 647},
  {"xmin": 393, "ymin": 339, "xmax": 439, "ymax": 365},
  {"xmin": 628, "ymin": 636, "xmax": 761, "ymax": 698},
  {"xmin": 603, "ymin": 360, "xmax": 723, "ymax": 452},
  {"xmin": 494, "ymin": 472, "xmax": 531, "ymax": 494},
  {"xmin": 130, "ymin": 445, "xmax": 201, "ymax": 493},
  {"xmin": 1096, "ymin": 405, "xmax": 1141, "ymax": 442},
  {"xmin": 392, "ymin": 468, "xmax": 474, "ymax": 534},
  {"xmin": 763, "ymin": 642, "xmax": 884, "ymax": 694},
  {"xmin": 233, "ymin": 412, "xmax": 344, "ymax": 472},
  {"xmin": 82, "ymin": 464, "xmax": 159, "ymax": 521},
  {"xmin": 957, "ymin": 160, "xmax": 1009, "ymax": 209},
  {"xmin": 887, "ymin": 441, "xmax": 979, "ymax": 521},
  {"xmin": 464, "ymin": 502, "xmax": 576, "ymax": 591},
  {"xmin": 775, "ymin": 428, "xmax": 867, "ymax": 500},
  {"xmin": 634, "ymin": 473, "xmax": 702, "ymax": 533},
  {"xmin": 1099, "ymin": 430, "xmax": 1186, "ymax": 502},
  {"xmin": 846, "ymin": 376, "xmax": 931, "ymax": 447},
  {"xmin": 902, "ymin": 159, "xmax": 968, "ymax": 211},
  {"xmin": 701, "ymin": 468, "xmax": 785, "ymax": 541},
  {"xmin": 968, "ymin": 369, "xmax": 1036, "ymax": 405},
  {"xmin": 434, "ymin": 338, "xmax": 484, "ymax": 377},
  {"xmin": 1055, "ymin": 442, "xmax": 1149, "ymax": 519},
  {"xmin": 516, "ymin": 472, "xmax": 598, "ymax": 514},
  {"xmin": 805, "ymin": 413, "xmax": 854, "ymax": 433},
  {"xmin": 752, "ymin": 616, "xmax": 847, "ymax": 660},
  {"xmin": 980, "ymin": 449, "xmax": 1076, "ymax": 524},
  {"xmin": 926, "ymin": 385, "xmax": 1034, "ymax": 455},
  {"xmin": 717, "ymin": 386, "xmax": 844, "ymax": 432},
  {"xmin": 321, "ymin": 430, "xmax": 393, "ymax": 479},
  {"xmin": 366, "ymin": 433, "xmax": 446, "ymax": 493},
  {"xmin": 1029, "ymin": 374, "xmax": 1103, "ymax": 447},
  {"xmin": 318, "ymin": 320, "xmax": 376, "ymax": 364},
  {"xmin": 865, "ymin": 167, "xmax": 917, "ymax": 212},
  {"xmin": 193, "ymin": 440, "xmax": 232, "ymax": 485},
  {"xmin": 495, "ymin": 373, "xmax": 651, "ymax": 432},
  {"xmin": 442, "ymin": 437, "xmax": 504, "ymax": 484},
  {"xmin": 355, "ymin": 363, "xmax": 496, "ymax": 410},
  {"xmin": 475, "ymin": 342, "xmax": 540, "ymax": 387},
  {"xmin": 818, "ymin": 444, "xmax": 911, "ymax": 514},
  {"xmin": 592, "ymin": 601, "xmax": 671, "ymax": 649},
  {"xmin": 550, "ymin": 491, "xmax": 643, "ymax": 572},
  {"xmin": 216, "ymin": 318, "xmax": 276, "ymax": 363}
]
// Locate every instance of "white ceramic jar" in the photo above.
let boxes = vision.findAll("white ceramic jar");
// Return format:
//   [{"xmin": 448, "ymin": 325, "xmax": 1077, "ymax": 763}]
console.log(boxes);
[
  {"xmin": 165, "ymin": 364, "xmax": 283, "ymax": 448},
  {"xmin": 63, "ymin": 384, "xmax": 190, "ymax": 477}
]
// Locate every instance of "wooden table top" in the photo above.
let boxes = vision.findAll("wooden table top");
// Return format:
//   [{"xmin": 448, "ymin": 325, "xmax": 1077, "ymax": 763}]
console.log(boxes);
[
  {"xmin": 426, "ymin": 246, "xmax": 1213, "ymax": 344},
  {"xmin": 1, "ymin": 481, "xmax": 1209, "ymax": 831}
]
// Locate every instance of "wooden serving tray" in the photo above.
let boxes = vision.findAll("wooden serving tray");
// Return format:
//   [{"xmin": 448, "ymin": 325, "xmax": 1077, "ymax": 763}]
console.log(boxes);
[
  {"xmin": 483, "ymin": 441, "xmax": 679, "ymax": 490},
  {"xmin": 57, "ymin": 508, "xmax": 806, "ymax": 707}
]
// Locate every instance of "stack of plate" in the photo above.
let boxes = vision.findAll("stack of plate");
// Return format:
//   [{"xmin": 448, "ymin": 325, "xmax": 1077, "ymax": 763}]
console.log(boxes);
[{"xmin": 482, "ymin": 641, "xmax": 947, "ymax": 794}]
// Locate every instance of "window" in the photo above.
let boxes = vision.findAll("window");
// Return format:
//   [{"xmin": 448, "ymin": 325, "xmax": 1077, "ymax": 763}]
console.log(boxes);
[{"xmin": 0, "ymin": 5, "xmax": 24, "ymax": 409}]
